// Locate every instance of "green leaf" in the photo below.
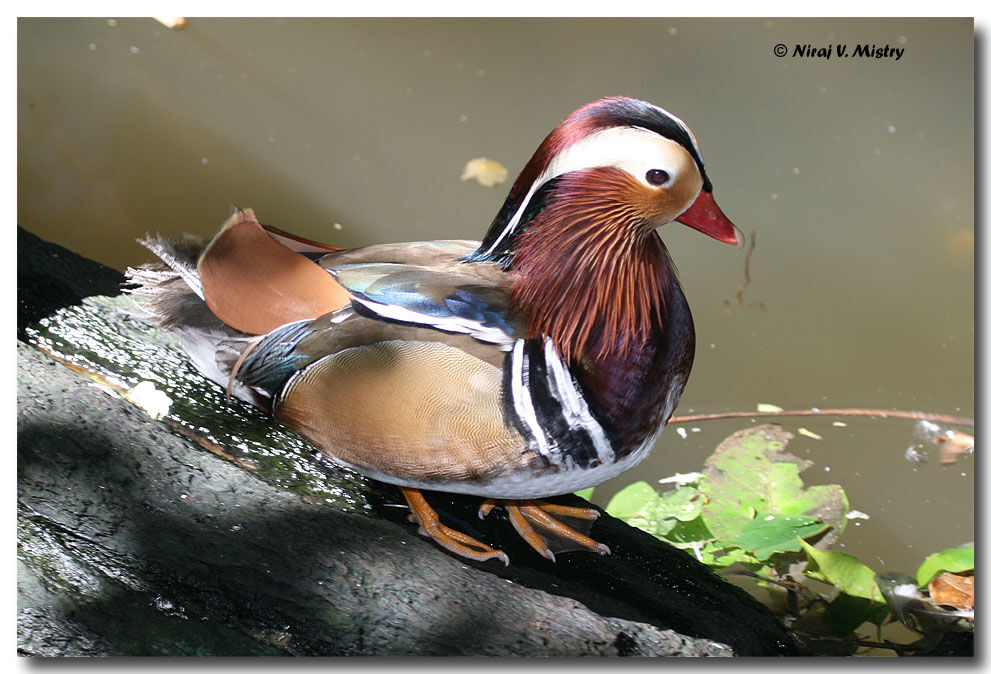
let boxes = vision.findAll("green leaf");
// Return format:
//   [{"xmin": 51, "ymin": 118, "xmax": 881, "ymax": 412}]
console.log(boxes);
[
  {"xmin": 706, "ymin": 546, "xmax": 762, "ymax": 568},
  {"xmin": 605, "ymin": 482, "xmax": 675, "ymax": 537},
  {"xmin": 573, "ymin": 487, "xmax": 595, "ymax": 501},
  {"xmin": 823, "ymin": 593, "xmax": 889, "ymax": 637},
  {"xmin": 700, "ymin": 425, "xmax": 848, "ymax": 543},
  {"xmin": 726, "ymin": 514, "xmax": 829, "ymax": 561},
  {"xmin": 661, "ymin": 515, "xmax": 714, "ymax": 547},
  {"xmin": 605, "ymin": 481, "xmax": 657, "ymax": 520},
  {"xmin": 917, "ymin": 546, "xmax": 975, "ymax": 586},
  {"xmin": 653, "ymin": 485, "xmax": 705, "ymax": 522},
  {"xmin": 605, "ymin": 481, "xmax": 704, "ymax": 538},
  {"xmin": 799, "ymin": 538, "xmax": 881, "ymax": 601}
]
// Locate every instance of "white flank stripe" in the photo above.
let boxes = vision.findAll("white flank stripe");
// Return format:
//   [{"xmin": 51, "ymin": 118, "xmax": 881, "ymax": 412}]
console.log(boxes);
[
  {"xmin": 542, "ymin": 338, "xmax": 614, "ymax": 464},
  {"xmin": 511, "ymin": 339, "xmax": 552, "ymax": 460}
]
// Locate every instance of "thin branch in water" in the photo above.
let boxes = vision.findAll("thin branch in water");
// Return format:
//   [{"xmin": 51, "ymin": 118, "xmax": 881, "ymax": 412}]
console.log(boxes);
[
  {"xmin": 789, "ymin": 630, "xmax": 922, "ymax": 656},
  {"xmin": 670, "ymin": 408, "xmax": 974, "ymax": 428},
  {"xmin": 723, "ymin": 568, "xmax": 826, "ymax": 614}
]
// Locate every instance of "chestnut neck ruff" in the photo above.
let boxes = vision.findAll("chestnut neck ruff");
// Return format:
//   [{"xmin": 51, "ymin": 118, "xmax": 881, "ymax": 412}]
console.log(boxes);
[{"xmin": 501, "ymin": 168, "xmax": 675, "ymax": 366}]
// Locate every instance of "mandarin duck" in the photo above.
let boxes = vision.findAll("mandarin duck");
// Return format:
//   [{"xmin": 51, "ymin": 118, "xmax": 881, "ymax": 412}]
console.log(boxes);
[{"xmin": 127, "ymin": 96, "xmax": 741, "ymax": 565}]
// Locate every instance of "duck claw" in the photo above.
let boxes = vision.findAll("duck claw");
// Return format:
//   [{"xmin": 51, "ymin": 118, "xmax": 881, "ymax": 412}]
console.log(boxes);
[
  {"xmin": 401, "ymin": 487, "xmax": 509, "ymax": 565},
  {"xmin": 479, "ymin": 498, "xmax": 610, "ymax": 560}
]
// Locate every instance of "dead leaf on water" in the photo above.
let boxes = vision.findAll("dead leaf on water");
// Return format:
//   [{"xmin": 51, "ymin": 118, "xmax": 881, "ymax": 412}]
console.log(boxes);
[
  {"xmin": 913, "ymin": 420, "xmax": 974, "ymax": 466},
  {"xmin": 938, "ymin": 431, "xmax": 974, "ymax": 466},
  {"xmin": 946, "ymin": 228, "xmax": 973, "ymax": 260},
  {"xmin": 929, "ymin": 572, "xmax": 974, "ymax": 611},
  {"xmin": 461, "ymin": 157, "xmax": 509, "ymax": 188},
  {"xmin": 798, "ymin": 427, "xmax": 823, "ymax": 440},
  {"xmin": 154, "ymin": 17, "xmax": 188, "ymax": 30}
]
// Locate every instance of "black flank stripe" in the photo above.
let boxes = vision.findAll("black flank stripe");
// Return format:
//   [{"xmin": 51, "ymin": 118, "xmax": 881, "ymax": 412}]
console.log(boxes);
[
  {"xmin": 524, "ymin": 341, "xmax": 600, "ymax": 470},
  {"xmin": 500, "ymin": 352, "xmax": 551, "ymax": 468}
]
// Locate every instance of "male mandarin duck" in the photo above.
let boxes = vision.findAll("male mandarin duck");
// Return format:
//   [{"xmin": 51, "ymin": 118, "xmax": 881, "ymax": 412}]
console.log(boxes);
[{"xmin": 127, "ymin": 96, "xmax": 742, "ymax": 565}]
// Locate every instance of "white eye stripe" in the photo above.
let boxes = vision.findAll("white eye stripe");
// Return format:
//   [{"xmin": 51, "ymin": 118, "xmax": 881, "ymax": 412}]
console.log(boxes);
[
  {"xmin": 481, "ymin": 127, "xmax": 696, "ymax": 257},
  {"xmin": 541, "ymin": 127, "xmax": 689, "ymax": 190}
]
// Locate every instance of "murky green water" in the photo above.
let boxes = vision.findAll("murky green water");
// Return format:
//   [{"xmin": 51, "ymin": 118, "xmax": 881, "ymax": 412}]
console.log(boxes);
[{"xmin": 18, "ymin": 17, "xmax": 973, "ymax": 579}]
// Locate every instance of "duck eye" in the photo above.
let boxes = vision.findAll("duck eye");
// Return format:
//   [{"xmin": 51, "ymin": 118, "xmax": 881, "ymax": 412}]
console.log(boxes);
[{"xmin": 645, "ymin": 169, "xmax": 670, "ymax": 186}]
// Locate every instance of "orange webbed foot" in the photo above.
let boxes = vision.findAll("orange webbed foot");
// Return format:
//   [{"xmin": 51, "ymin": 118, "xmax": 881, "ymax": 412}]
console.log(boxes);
[
  {"xmin": 479, "ymin": 499, "xmax": 611, "ymax": 562},
  {"xmin": 400, "ymin": 487, "xmax": 509, "ymax": 565}
]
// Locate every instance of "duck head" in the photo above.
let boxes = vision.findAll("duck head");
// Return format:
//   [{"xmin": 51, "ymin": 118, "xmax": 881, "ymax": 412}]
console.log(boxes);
[
  {"xmin": 467, "ymin": 96, "xmax": 742, "ymax": 364},
  {"xmin": 470, "ymin": 96, "xmax": 742, "ymax": 263}
]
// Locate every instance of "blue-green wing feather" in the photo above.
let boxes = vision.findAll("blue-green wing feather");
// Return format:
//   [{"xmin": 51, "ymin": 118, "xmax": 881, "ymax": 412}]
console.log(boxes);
[{"xmin": 328, "ymin": 260, "xmax": 520, "ymax": 343}]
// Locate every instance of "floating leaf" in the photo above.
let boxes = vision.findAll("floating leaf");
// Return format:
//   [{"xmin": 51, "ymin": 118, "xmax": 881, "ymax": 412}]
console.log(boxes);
[
  {"xmin": 946, "ymin": 227, "xmax": 974, "ymax": 259},
  {"xmin": 726, "ymin": 513, "xmax": 828, "ymax": 561},
  {"xmin": 653, "ymin": 486, "xmax": 705, "ymax": 522},
  {"xmin": 573, "ymin": 487, "xmax": 595, "ymax": 500},
  {"xmin": 154, "ymin": 17, "xmax": 188, "ymax": 30},
  {"xmin": 757, "ymin": 403, "xmax": 783, "ymax": 413},
  {"xmin": 939, "ymin": 431, "xmax": 974, "ymax": 466},
  {"xmin": 706, "ymin": 546, "xmax": 760, "ymax": 568},
  {"xmin": 700, "ymin": 425, "xmax": 848, "ymax": 544},
  {"xmin": 604, "ymin": 481, "xmax": 656, "ymax": 521},
  {"xmin": 605, "ymin": 481, "xmax": 703, "ymax": 538},
  {"xmin": 877, "ymin": 571, "xmax": 972, "ymax": 635},
  {"xmin": 799, "ymin": 538, "xmax": 881, "ymax": 601},
  {"xmin": 460, "ymin": 157, "xmax": 509, "ymax": 187},
  {"xmin": 604, "ymin": 481, "xmax": 677, "ymax": 537},
  {"xmin": 823, "ymin": 593, "xmax": 889, "ymax": 637},
  {"xmin": 661, "ymin": 514, "xmax": 714, "ymax": 547},
  {"xmin": 917, "ymin": 546, "xmax": 974, "ymax": 586},
  {"xmin": 787, "ymin": 602, "xmax": 860, "ymax": 656},
  {"xmin": 929, "ymin": 572, "xmax": 974, "ymax": 610},
  {"xmin": 797, "ymin": 427, "xmax": 822, "ymax": 440},
  {"xmin": 914, "ymin": 420, "xmax": 974, "ymax": 465}
]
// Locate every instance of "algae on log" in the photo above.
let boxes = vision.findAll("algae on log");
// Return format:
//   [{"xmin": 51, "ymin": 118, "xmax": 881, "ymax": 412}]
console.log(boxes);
[{"xmin": 16, "ymin": 227, "xmax": 800, "ymax": 656}]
